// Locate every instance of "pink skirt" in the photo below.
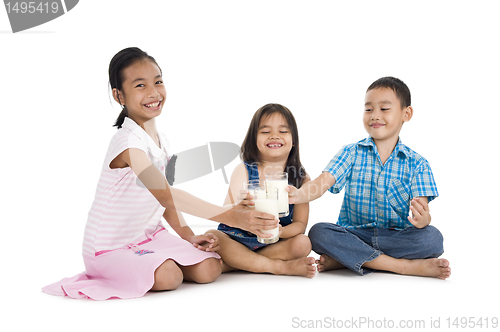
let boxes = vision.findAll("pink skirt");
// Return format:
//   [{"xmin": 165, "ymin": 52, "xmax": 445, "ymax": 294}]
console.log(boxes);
[{"xmin": 42, "ymin": 229, "xmax": 220, "ymax": 300}]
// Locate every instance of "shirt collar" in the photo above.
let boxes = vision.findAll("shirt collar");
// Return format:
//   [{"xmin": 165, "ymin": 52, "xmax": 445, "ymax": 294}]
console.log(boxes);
[
  {"xmin": 358, "ymin": 137, "xmax": 410, "ymax": 158},
  {"xmin": 121, "ymin": 117, "xmax": 165, "ymax": 157},
  {"xmin": 121, "ymin": 116, "xmax": 142, "ymax": 132}
]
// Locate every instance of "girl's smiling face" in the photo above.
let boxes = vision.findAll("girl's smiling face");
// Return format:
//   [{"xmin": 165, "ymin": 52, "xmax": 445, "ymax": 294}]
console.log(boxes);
[
  {"xmin": 256, "ymin": 113, "xmax": 293, "ymax": 162},
  {"xmin": 114, "ymin": 59, "xmax": 166, "ymax": 126}
]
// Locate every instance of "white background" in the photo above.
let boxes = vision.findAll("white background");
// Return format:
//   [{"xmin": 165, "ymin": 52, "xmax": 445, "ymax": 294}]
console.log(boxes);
[{"xmin": 1, "ymin": 1, "xmax": 499, "ymax": 331}]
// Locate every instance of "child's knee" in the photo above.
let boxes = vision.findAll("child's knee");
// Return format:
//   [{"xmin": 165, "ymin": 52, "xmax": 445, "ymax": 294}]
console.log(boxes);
[
  {"xmin": 192, "ymin": 258, "xmax": 222, "ymax": 284},
  {"xmin": 206, "ymin": 229, "xmax": 220, "ymax": 235},
  {"xmin": 152, "ymin": 260, "xmax": 183, "ymax": 291},
  {"xmin": 288, "ymin": 234, "xmax": 312, "ymax": 258},
  {"xmin": 422, "ymin": 225, "xmax": 444, "ymax": 256},
  {"xmin": 308, "ymin": 222, "xmax": 343, "ymax": 247},
  {"xmin": 308, "ymin": 222, "xmax": 330, "ymax": 240},
  {"xmin": 395, "ymin": 226, "xmax": 444, "ymax": 259}
]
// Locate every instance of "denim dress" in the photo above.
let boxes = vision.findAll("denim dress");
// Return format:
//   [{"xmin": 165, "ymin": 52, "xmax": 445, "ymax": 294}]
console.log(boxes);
[{"xmin": 217, "ymin": 162, "xmax": 293, "ymax": 251}]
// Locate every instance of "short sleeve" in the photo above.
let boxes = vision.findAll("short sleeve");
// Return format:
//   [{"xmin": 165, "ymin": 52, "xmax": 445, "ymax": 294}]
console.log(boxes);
[
  {"xmin": 411, "ymin": 161, "xmax": 439, "ymax": 202},
  {"xmin": 105, "ymin": 129, "xmax": 148, "ymax": 169},
  {"xmin": 323, "ymin": 145, "xmax": 354, "ymax": 194}
]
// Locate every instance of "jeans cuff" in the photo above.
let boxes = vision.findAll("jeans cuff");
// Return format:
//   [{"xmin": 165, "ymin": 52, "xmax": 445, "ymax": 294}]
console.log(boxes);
[{"xmin": 354, "ymin": 250, "xmax": 382, "ymax": 276}]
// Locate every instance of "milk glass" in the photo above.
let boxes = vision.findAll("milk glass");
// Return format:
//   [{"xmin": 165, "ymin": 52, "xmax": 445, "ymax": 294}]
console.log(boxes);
[
  {"xmin": 254, "ymin": 187, "xmax": 279, "ymax": 244},
  {"xmin": 243, "ymin": 180, "xmax": 262, "ymax": 201},
  {"xmin": 265, "ymin": 172, "xmax": 289, "ymax": 217}
]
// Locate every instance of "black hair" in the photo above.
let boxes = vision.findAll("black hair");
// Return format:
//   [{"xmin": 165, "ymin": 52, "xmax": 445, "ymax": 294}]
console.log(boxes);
[
  {"xmin": 367, "ymin": 76, "xmax": 411, "ymax": 108},
  {"xmin": 108, "ymin": 47, "xmax": 161, "ymax": 129},
  {"xmin": 240, "ymin": 103, "xmax": 307, "ymax": 188}
]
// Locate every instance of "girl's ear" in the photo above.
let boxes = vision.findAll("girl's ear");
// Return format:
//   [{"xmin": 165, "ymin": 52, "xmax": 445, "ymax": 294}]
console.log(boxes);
[{"xmin": 112, "ymin": 88, "xmax": 123, "ymax": 105}]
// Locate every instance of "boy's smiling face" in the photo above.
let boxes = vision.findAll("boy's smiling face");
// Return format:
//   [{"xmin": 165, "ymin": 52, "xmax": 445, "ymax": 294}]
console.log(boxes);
[{"xmin": 363, "ymin": 87, "xmax": 413, "ymax": 145}]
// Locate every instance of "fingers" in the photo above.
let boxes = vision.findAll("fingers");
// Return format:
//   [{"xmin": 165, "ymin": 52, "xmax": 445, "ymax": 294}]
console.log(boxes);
[
  {"xmin": 253, "ymin": 229, "xmax": 268, "ymax": 238},
  {"xmin": 407, "ymin": 215, "xmax": 418, "ymax": 227},
  {"xmin": 286, "ymin": 185, "xmax": 297, "ymax": 195},
  {"xmin": 409, "ymin": 198, "xmax": 426, "ymax": 223},
  {"xmin": 194, "ymin": 234, "xmax": 211, "ymax": 244},
  {"xmin": 253, "ymin": 229, "xmax": 275, "ymax": 238},
  {"xmin": 408, "ymin": 197, "xmax": 431, "ymax": 229},
  {"xmin": 204, "ymin": 233, "xmax": 220, "ymax": 251},
  {"xmin": 238, "ymin": 189, "xmax": 250, "ymax": 200},
  {"xmin": 254, "ymin": 210, "xmax": 278, "ymax": 221},
  {"xmin": 238, "ymin": 189, "xmax": 255, "ymax": 207},
  {"xmin": 253, "ymin": 214, "xmax": 279, "ymax": 230},
  {"xmin": 192, "ymin": 233, "xmax": 220, "ymax": 252},
  {"xmin": 198, "ymin": 240, "xmax": 219, "ymax": 252},
  {"xmin": 409, "ymin": 205, "xmax": 422, "ymax": 220},
  {"xmin": 287, "ymin": 185, "xmax": 300, "ymax": 204},
  {"xmin": 411, "ymin": 197, "xmax": 429, "ymax": 212}
]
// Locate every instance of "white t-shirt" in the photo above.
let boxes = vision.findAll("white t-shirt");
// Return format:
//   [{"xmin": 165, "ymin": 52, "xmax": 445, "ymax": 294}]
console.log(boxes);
[{"xmin": 83, "ymin": 118, "xmax": 170, "ymax": 257}]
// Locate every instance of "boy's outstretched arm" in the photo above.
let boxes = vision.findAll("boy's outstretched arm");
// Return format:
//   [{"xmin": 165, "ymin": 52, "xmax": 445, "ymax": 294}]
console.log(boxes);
[
  {"xmin": 408, "ymin": 197, "xmax": 431, "ymax": 228},
  {"xmin": 288, "ymin": 172, "xmax": 336, "ymax": 205}
]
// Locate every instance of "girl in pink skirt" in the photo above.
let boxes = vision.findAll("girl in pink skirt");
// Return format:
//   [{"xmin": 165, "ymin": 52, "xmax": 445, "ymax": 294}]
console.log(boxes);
[{"xmin": 42, "ymin": 47, "xmax": 277, "ymax": 300}]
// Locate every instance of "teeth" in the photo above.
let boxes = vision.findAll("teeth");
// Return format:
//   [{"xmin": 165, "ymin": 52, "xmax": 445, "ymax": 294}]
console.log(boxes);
[
  {"xmin": 145, "ymin": 101, "xmax": 160, "ymax": 108},
  {"xmin": 268, "ymin": 144, "xmax": 282, "ymax": 148}
]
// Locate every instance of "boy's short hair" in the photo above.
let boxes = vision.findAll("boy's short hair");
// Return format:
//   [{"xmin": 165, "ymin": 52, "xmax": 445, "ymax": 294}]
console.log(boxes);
[{"xmin": 367, "ymin": 76, "xmax": 411, "ymax": 108}]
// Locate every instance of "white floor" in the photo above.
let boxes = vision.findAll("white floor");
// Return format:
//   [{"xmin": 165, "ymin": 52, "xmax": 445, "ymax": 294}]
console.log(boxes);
[{"xmin": 9, "ymin": 222, "xmax": 496, "ymax": 332}]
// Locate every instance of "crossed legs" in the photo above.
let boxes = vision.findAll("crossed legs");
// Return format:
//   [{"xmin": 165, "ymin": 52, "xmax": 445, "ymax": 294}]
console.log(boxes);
[
  {"xmin": 207, "ymin": 229, "xmax": 316, "ymax": 278},
  {"xmin": 309, "ymin": 223, "xmax": 451, "ymax": 280}
]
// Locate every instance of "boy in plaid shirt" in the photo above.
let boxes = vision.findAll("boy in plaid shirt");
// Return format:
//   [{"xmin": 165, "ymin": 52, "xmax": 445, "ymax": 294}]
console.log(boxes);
[{"xmin": 288, "ymin": 77, "xmax": 450, "ymax": 279}]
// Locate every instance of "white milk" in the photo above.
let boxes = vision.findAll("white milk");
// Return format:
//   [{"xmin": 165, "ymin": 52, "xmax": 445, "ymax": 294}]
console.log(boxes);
[
  {"xmin": 247, "ymin": 189, "xmax": 255, "ymax": 200},
  {"xmin": 266, "ymin": 179, "xmax": 289, "ymax": 217},
  {"xmin": 254, "ymin": 197, "xmax": 279, "ymax": 243}
]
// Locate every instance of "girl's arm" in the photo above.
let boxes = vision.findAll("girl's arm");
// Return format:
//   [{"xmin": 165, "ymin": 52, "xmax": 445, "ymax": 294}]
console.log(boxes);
[
  {"xmin": 115, "ymin": 148, "xmax": 278, "ymax": 237},
  {"xmin": 280, "ymin": 174, "xmax": 310, "ymax": 239},
  {"xmin": 223, "ymin": 163, "xmax": 248, "ymax": 207},
  {"xmin": 162, "ymin": 207, "xmax": 219, "ymax": 252}
]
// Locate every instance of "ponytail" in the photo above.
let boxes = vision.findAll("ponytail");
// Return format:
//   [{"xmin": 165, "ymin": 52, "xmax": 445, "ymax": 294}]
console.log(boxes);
[{"xmin": 114, "ymin": 106, "xmax": 128, "ymax": 129}]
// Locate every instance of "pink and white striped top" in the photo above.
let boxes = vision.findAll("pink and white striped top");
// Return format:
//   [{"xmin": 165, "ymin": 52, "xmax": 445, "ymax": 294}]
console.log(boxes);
[{"xmin": 83, "ymin": 118, "xmax": 171, "ymax": 258}]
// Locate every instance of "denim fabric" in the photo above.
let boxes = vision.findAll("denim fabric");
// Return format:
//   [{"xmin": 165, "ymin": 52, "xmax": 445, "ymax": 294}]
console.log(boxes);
[
  {"xmin": 217, "ymin": 223, "xmax": 268, "ymax": 251},
  {"xmin": 308, "ymin": 222, "xmax": 444, "ymax": 275}
]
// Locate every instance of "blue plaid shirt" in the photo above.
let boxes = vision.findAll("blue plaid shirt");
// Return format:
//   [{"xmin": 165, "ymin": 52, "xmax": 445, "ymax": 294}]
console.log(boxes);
[{"xmin": 324, "ymin": 137, "xmax": 439, "ymax": 230}]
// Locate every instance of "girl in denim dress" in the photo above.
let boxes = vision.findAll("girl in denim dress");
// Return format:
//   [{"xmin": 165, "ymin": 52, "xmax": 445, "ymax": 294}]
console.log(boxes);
[{"xmin": 208, "ymin": 103, "xmax": 316, "ymax": 278}]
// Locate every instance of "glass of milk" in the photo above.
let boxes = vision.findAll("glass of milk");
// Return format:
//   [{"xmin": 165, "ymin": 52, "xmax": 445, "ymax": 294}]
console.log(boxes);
[
  {"xmin": 243, "ymin": 180, "xmax": 262, "ymax": 200},
  {"xmin": 265, "ymin": 172, "xmax": 289, "ymax": 217},
  {"xmin": 254, "ymin": 187, "xmax": 279, "ymax": 244}
]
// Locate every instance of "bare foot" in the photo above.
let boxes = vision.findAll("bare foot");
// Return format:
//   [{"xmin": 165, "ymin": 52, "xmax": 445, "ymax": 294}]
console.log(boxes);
[
  {"xmin": 401, "ymin": 258, "xmax": 451, "ymax": 280},
  {"xmin": 316, "ymin": 254, "xmax": 345, "ymax": 272},
  {"xmin": 275, "ymin": 257, "xmax": 316, "ymax": 278}
]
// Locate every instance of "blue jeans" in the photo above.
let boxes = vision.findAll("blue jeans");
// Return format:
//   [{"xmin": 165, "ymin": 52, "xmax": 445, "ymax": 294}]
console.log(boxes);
[{"xmin": 308, "ymin": 223, "xmax": 444, "ymax": 275}]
